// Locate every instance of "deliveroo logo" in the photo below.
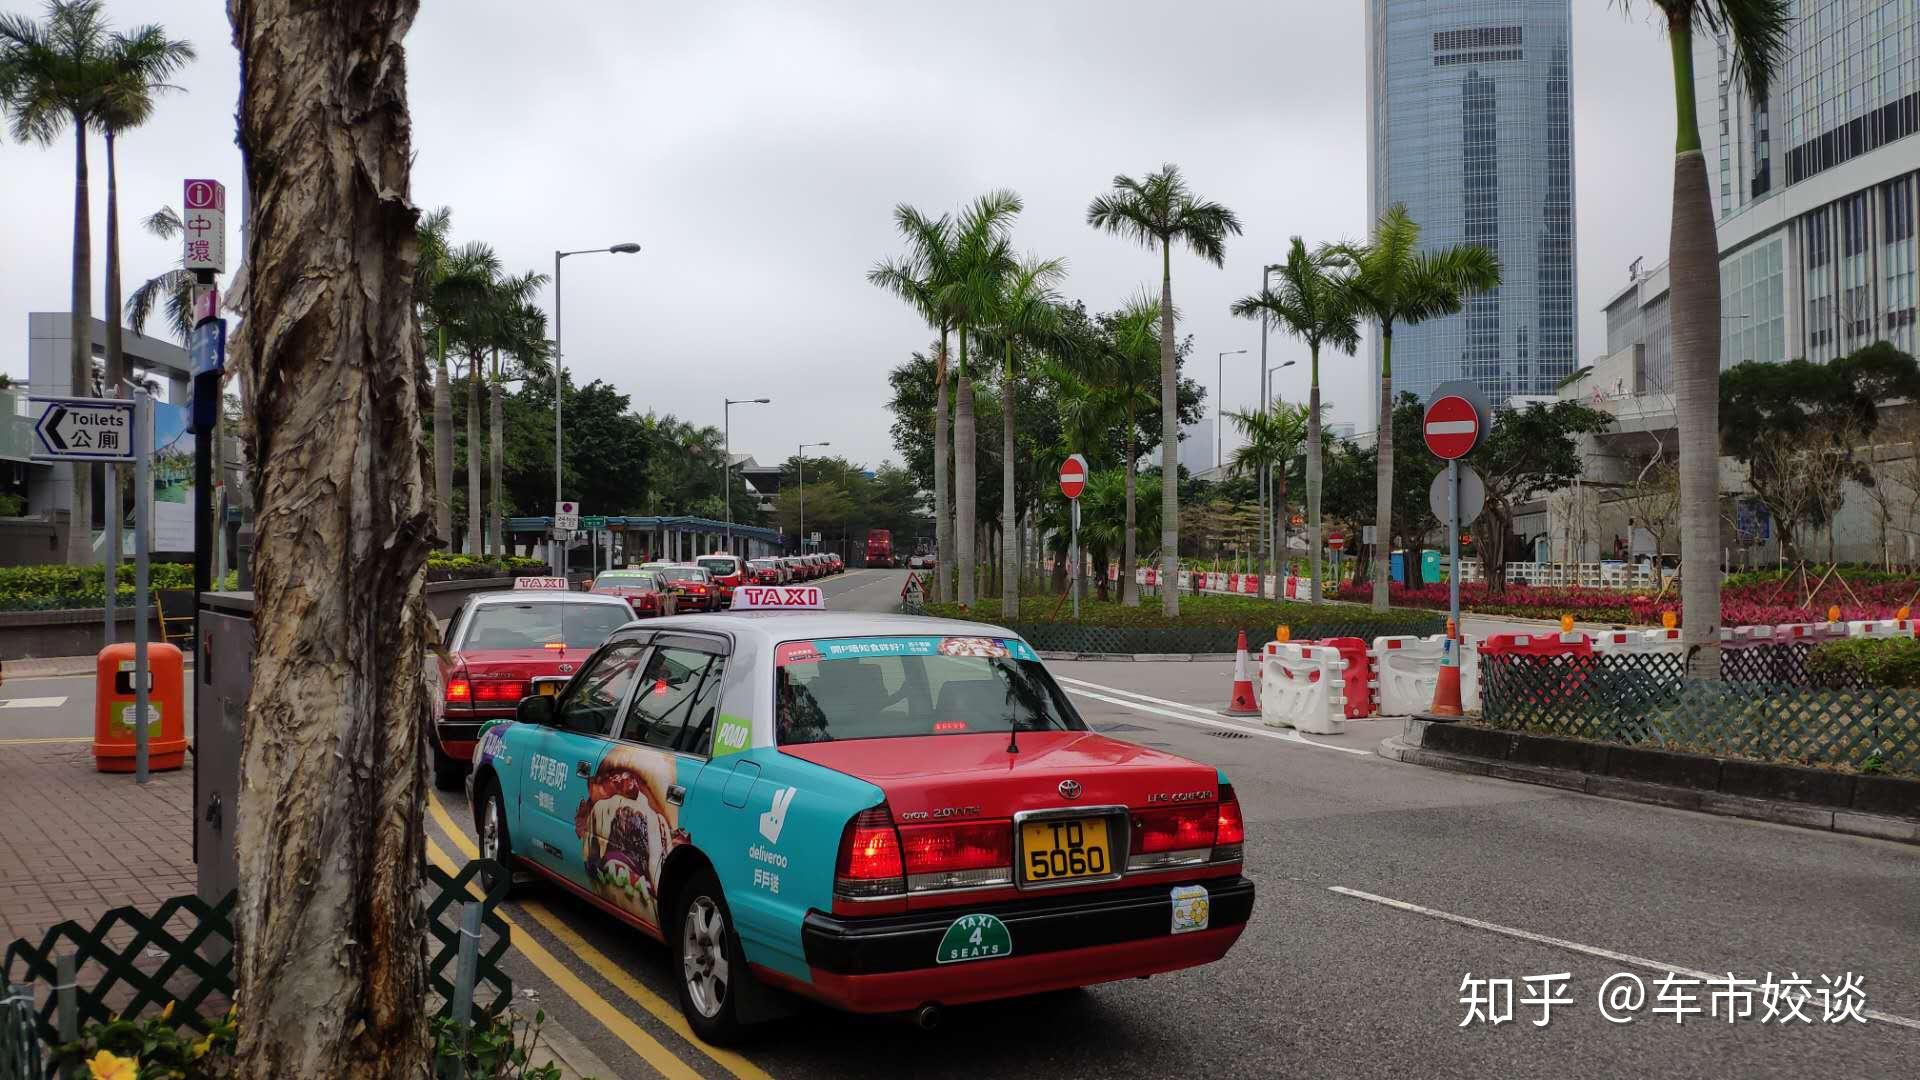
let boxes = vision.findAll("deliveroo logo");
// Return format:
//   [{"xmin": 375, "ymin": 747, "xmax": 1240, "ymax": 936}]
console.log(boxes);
[{"xmin": 936, "ymin": 914, "xmax": 1012, "ymax": 964}]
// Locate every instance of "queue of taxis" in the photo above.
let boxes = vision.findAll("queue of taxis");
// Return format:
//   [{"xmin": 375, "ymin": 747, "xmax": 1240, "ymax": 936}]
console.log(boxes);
[
  {"xmin": 465, "ymin": 584, "xmax": 1253, "ymax": 1043},
  {"xmin": 589, "ymin": 568, "xmax": 677, "ymax": 616},
  {"xmin": 430, "ymin": 579, "xmax": 637, "ymax": 789}
]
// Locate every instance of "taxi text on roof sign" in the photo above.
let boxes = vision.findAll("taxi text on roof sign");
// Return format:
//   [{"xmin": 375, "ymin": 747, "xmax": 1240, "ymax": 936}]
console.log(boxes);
[
  {"xmin": 731, "ymin": 585, "xmax": 825, "ymax": 610},
  {"xmin": 513, "ymin": 576, "xmax": 571, "ymax": 591}
]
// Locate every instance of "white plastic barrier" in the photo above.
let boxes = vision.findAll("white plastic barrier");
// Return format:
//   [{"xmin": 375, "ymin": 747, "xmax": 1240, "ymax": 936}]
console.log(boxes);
[
  {"xmin": 1369, "ymin": 634, "xmax": 1482, "ymax": 715},
  {"xmin": 1847, "ymin": 618, "xmax": 1917, "ymax": 639},
  {"xmin": 1260, "ymin": 642, "xmax": 1347, "ymax": 734},
  {"xmin": 1590, "ymin": 627, "xmax": 1688, "ymax": 660}
]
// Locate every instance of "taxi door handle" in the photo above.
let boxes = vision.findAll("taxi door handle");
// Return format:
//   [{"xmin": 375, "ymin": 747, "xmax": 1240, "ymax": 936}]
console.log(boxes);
[
  {"xmin": 666, "ymin": 784, "xmax": 686, "ymax": 806},
  {"xmin": 576, "ymin": 761, "xmax": 592, "ymax": 778}
]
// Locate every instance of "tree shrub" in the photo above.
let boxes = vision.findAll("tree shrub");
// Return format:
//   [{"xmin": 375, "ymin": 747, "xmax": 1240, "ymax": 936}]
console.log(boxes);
[{"xmin": 1807, "ymin": 637, "xmax": 1920, "ymax": 689}]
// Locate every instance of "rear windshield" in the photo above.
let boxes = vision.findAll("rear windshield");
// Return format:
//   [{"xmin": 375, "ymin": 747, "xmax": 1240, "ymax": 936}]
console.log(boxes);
[
  {"xmin": 697, "ymin": 558, "xmax": 739, "ymax": 575},
  {"xmin": 460, "ymin": 601, "xmax": 631, "ymax": 651},
  {"xmin": 661, "ymin": 567, "xmax": 710, "ymax": 581},
  {"xmin": 748, "ymin": 560, "xmax": 778, "ymax": 570},
  {"xmin": 595, "ymin": 571, "xmax": 657, "ymax": 588},
  {"xmin": 774, "ymin": 635, "xmax": 1082, "ymax": 744}
]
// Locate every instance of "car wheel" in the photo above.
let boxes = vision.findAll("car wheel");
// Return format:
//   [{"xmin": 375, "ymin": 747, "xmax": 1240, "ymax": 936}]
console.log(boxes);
[
  {"xmin": 432, "ymin": 748, "xmax": 464, "ymax": 791},
  {"xmin": 674, "ymin": 867, "xmax": 750, "ymax": 1044},
  {"xmin": 477, "ymin": 779, "xmax": 516, "ymax": 897}
]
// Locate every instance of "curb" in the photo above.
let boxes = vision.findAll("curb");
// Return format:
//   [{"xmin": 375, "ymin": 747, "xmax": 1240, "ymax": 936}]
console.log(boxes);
[
  {"xmin": 533, "ymin": 1007, "xmax": 621, "ymax": 1080},
  {"xmin": 1038, "ymin": 651, "xmax": 1237, "ymax": 663},
  {"xmin": 1377, "ymin": 735, "xmax": 1920, "ymax": 844}
]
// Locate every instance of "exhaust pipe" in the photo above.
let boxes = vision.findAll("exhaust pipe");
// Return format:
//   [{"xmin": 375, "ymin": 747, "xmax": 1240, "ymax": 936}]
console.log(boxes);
[{"xmin": 914, "ymin": 1003, "xmax": 943, "ymax": 1031}]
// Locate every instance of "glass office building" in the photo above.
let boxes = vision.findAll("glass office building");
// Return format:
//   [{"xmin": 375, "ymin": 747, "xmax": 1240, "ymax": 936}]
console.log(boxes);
[{"xmin": 1365, "ymin": 0, "xmax": 1578, "ymax": 407}]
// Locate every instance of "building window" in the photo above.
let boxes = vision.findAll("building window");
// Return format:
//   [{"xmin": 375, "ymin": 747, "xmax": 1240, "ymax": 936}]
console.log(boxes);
[{"xmin": 1434, "ymin": 26, "xmax": 1522, "ymax": 51}]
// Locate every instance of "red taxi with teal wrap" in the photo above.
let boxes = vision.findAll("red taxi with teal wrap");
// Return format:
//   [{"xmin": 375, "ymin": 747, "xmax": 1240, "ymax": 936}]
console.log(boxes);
[{"xmin": 466, "ymin": 583, "xmax": 1252, "ymax": 1043}]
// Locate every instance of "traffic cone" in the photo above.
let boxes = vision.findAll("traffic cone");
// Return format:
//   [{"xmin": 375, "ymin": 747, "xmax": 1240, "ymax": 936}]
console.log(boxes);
[
  {"xmin": 1225, "ymin": 629, "xmax": 1260, "ymax": 716},
  {"xmin": 1429, "ymin": 618, "xmax": 1464, "ymax": 718}
]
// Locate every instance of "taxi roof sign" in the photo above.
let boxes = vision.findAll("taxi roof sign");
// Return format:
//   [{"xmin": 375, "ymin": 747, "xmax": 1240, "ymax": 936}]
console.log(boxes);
[
  {"xmin": 513, "ymin": 576, "xmax": 571, "ymax": 591},
  {"xmin": 731, "ymin": 585, "xmax": 825, "ymax": 611}
]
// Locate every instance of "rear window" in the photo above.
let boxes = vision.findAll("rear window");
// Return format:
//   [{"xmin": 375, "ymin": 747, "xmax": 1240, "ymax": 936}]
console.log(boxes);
[
  {"xmin": 460, "ymin": 601, "xmax": 631, "ymax": 651},
  {"xmin": 774, "ymin": 635, "xmax": 1081, "ymax": 745},
  {"xmin": 662, "ymin": 567, "xmax": 710, "ymax": 581},
  {"xmin": 595, "ymin": 571, "xmax": 657, "ymax": 589},
  {"xmin": 697, "ymin": 557, "xmax": 740, "ymax": 575}
]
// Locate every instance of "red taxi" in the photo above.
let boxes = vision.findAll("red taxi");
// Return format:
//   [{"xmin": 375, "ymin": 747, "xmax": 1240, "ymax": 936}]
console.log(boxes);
[
  {"xmin": 589, "ymin": 568, "xmax": 675, "ymax": 616},
  {"xmin": 746, "ymin": 557, "xmax": 787, "ymax": 585},
  {"xmin": 654, "ymin": 564, "xmax": 718, "ymax": 612},
  {"xmin": 696, "ymin": 554, "xmax": 748, "ymax": 605},
  {"xmin": 430, "ymin": 582, "xmax": 635, "ymax": 789}
]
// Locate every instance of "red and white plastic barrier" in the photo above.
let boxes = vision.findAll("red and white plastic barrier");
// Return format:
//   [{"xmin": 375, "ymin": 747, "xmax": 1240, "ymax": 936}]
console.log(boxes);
[
  {"xmin": 1591, "ymin": 627, "xmax": 1686, "ymax": 660},
  {"xmin": 1370, "ymin": 634, "xmax": 1482, "ymax": 715},
  {"xmin": 1846, "ymin": 617, "xmax": 1916, "ymax": 639},
  {"xmin": 1259, "ymin": 641, "xmax": 1349, "ymax": 734}
]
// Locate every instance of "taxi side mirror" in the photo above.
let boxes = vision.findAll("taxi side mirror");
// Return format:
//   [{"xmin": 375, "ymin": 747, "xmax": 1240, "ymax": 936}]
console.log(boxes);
[{"xmin": 516, "ymin": 694, "xmax": 555, "ymax": 727}]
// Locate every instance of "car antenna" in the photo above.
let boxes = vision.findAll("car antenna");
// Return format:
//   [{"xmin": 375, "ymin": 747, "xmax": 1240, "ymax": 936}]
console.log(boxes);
[{"xmin": 1006, "ymin": 700, "xmax": 1020, "ymax": 755}]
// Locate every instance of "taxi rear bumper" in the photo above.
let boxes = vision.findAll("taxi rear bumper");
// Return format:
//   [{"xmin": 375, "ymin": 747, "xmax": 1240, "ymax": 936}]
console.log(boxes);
[{"xmin": 797, "ymin": 875, "xmax": 1252, "ymax": 1014}]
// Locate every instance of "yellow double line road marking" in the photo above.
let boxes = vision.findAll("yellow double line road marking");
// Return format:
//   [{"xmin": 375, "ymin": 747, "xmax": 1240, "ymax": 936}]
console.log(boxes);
[{"xmin": 426, "ymin": 796, "xmax": 772, "ymax": 1080}]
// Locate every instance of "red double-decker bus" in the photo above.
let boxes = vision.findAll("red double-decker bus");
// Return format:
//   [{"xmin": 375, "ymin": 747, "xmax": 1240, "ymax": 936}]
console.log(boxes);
[{"xmin": 864, "ymin": 528, "xmax": 894, "ymax": 568}]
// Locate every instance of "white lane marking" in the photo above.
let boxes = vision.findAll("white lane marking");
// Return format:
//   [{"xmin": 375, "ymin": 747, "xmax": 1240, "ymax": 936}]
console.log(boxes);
[
  {"xmin": 1062, "ymin": 685, "xmax": 1371, "ymax": 755},
  {"xmin": 1328, "ymin": 885, "xmax": 1920, "ymax": 1031},
  {"xmin": 1057, "ymin": 675, "xmax": 1372, "ymax": 756},
  {"xmin": 0, "ymin": 697, "xmax": 68, "ymax": 709}
]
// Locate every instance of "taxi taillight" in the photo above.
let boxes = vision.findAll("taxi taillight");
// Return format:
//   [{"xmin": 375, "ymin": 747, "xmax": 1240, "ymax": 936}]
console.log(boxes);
[
  {"xmin": 833, "ymin": 805, "xmax": 906, "ymax": 913},
  {"xmin": 444, "ymin": 677, "xmax": 471, "ymax": 706},
  {"xmin": 1213, "ymin": 784, "xmax": 1245, "ymax": 864},
  {"xmin": 472, "ymin": 679, "xmax": 527, "ymax": 703},
  {"xmin": 900, "ymin": 821, "xmax": 1012, "ymax": 892}
]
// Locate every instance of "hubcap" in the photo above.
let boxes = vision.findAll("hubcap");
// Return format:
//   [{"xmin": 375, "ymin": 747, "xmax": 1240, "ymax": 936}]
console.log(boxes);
[
  {"xmin": 681, "ymin": 896, "xmax": 730, "ymax": 1019},
  {"xmin": 482, "ymin": 798, "xmax": 501, "ymax": 863}
]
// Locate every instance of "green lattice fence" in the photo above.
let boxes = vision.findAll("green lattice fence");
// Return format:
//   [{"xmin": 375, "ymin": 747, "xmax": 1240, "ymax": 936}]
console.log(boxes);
[
  {"xmin": 1481, "ymin": 648, "xmax": 1920, "ymax": 774},
  {"xmin": 1, "ymin": 858, "xmax": 512, "ymax": 1059}
]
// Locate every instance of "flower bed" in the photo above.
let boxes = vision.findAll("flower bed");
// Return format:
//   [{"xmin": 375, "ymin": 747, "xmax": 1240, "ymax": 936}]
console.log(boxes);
[{"xmin": 1336, "ymin": 569, "xmax": 1920, "ymax": 627}]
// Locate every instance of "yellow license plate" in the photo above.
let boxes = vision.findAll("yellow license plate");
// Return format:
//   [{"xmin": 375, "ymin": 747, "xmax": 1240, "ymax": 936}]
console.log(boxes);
[
  {"xmin": 1020, "ymin": 817, "xmax": 1111, "ymax": 883},
  {"xmin": 537, "ymin": 682, "xmax": 560, "ymax": 697}
]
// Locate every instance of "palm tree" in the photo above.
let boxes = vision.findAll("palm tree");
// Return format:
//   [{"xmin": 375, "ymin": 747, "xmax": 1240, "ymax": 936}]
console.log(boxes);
[
  {"xmin": 96, "ymin": 23, "xmax": 194, "ymax": 398},
  {"xmin": 488, "ymin": 295, "xmax": 548, "ymax": 555},
  {"xmin": 1231, "ymin": 238, "xmax": 1359, "ymax": 603},
  {"xmin": 1338, "ymin": 205, "xmax": 1500, "ymax": 612},
  {"xmin": 1087, "ymin": 164, "xmax": 1242, "ymax": 615},
  {"xmin": 126, "ymin": 206, "xmax": 195, "ymax": 343},
  {"xmin": 467, "ymin": 268, "xmax": 546, "ymax": 555},
  {"xmin": 0, "ymin": 0, "xmax": 117, "ymax": 563},
  {"xmin": 1228, "ymin": 399, "xmax": 1313, "ymax": 573},
  {"xmin": 937, "ymin": 191, "xmax": 1022, "ymax": 607},
  {"xmin": 982, "ymin": 255, "xmax": 1067, "ymax": 618},
  {"xmin": 870, "ymin": 205, "xmax": 957, "ymax": 602},
  {"xmin": 1103, "ymin": 293, "xmax": 1169, "ymax": 605},
  {"xmin": 1628, "ymin": 0, "xmax": 1790, "ymax": 674},
  {"xmin": 417, "ymin": 226, "xmax": 496, "ymax": 548}
]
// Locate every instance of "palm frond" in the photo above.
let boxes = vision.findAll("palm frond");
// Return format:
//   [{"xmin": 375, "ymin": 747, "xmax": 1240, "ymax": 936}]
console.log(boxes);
[{"xmin": 141, "ymin": 204, "xmax": 180, "ymax": 238}]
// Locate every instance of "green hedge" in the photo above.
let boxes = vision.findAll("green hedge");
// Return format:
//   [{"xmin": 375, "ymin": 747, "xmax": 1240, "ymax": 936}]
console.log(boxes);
[
  {"xmin": 0, "ymin": 551, "xmax": 542, "ymax": 612},
  {"xmin": 427, "ymin": 553, "xmax": 545, "ymax": 573},
  {"xmin": 1807, "ymin": 637, "xmax": 1920, "ymax": 689}
]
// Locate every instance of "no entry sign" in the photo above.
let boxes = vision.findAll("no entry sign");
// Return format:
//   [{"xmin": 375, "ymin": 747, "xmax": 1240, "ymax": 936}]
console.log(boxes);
[
  {"xmin": 1423, "ymin": 395, "xmax": 1479, "ymax": 459},
  {"xmin": 1328, "ymin": 531, "xmax": 1345, "ymax": 551},
  {"xmin": 1059, "ymin": 454, "xmax": 1088, "ymax": 500}
]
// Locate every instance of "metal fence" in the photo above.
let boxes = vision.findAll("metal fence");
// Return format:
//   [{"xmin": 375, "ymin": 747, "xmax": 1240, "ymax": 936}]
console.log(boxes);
[
  {"xmin": 1481, "ymin": 647, "xmax": 1919, "ymax": 774},
  {"xmin": 1, "ymin": 859, "xmax": 511, "ymax": 1078}
]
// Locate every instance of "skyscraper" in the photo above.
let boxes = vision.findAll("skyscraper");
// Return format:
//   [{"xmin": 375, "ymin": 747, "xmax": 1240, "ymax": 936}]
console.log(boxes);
[{"xmin": 1365, "ymin": 0, "xmax": 1578, "ymax": 407}]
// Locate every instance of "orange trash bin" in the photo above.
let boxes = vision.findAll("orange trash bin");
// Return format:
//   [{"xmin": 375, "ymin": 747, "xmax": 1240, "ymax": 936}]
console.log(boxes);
[{"xmin": 93, "ymin": 642, "xmax": 187, "ymax": 773}]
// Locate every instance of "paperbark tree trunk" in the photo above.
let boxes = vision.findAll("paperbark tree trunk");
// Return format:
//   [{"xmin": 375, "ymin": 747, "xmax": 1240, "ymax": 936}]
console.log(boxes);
[
  {"xmin": 229, "ymin": 2, "xmax": 433, "ymax": 1076},
  {"xmin": 933, "ymin": 333, "xmax": 950, "ymax": 603},
  {"xmin": 66, "ymin": 119, "xmax": 94, "ymax": 565},
  {"xmin": 466, "ymin": 352, "xmax": 482, "ymax": 556},
  {"xmin": 955, "ymin": 331, "xmax": 976, "ymax": 607},
  {"xmin": 1668, "ymin": 14, "xmax": 1724, "ymax": 678},
  {"xmin": 1372, "ymin": 328, "xmax": 1395, "ymax": 612},
  {"xmin": 433, "ymin": 329, "xmax": 451, "ymax": 546},
  {"xmin": 1159, "ymin": 239, "xmax": 1180, "ymax": 616},
  {"xmin": 489, "ymin": 350, "xmax": 504, "ymax": 556}
]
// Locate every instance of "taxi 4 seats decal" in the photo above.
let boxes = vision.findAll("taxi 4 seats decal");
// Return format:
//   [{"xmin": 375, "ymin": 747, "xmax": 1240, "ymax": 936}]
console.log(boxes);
[{"xmin": 937, "ymin": 913, "xmax": 1013, "ymax": 964}]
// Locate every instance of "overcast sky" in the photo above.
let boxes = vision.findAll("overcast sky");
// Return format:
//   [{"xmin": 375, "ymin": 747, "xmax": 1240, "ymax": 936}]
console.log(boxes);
[{"xmin": 1, "ymin": 1, "xmax": 1679, "ymax": 472}]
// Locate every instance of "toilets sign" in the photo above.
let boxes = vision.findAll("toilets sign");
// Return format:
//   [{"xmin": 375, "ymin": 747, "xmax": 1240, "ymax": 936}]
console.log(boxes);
[{"xmin": 31, "ymin": 396, "xmax": 136, "ymax": 462}]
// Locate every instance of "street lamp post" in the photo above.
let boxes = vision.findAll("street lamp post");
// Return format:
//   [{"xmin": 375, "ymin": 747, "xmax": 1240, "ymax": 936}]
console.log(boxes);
[
  {"xmin": 1265, "ymin": 359, "xmax": 1297, "ymax": 581},
  {"xmin": 552, "ymin": 241, "xmax": 640, "ymax": 568},
  {"xmin": 1216, "ymin": 348, "xmax": 1246, "ymax": 470},
  {"xmin": 1258, "ymin": 264, "xmax": 1280, "ymax": 590},
  {"xmin": 798, "ymin": 441, "xmax": 830, "ymax": 553},
  {"xmin": 724, "ymin": 397, "xmax": 771, "ymax": 555}
]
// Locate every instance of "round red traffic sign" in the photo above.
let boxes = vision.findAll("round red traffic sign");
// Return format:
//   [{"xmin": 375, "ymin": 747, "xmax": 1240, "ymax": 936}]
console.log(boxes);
[
  {"xmin": 1328, "ymin": 531, "xmax": 1345, "ymax": 551},
  {"xmin": 1423, "ymin": 394, "xmax": 1480, "ymax": 460},
  {"xmin": 1059, "ymin": 454, "xmax": 1088, "ymax": 500}
]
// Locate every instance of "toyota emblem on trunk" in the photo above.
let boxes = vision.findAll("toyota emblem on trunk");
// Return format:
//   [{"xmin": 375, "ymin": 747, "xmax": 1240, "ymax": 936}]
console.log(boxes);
[{"xmin": 1058, "ymin": 780, "xmax": 1082, "ymax": 800}]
